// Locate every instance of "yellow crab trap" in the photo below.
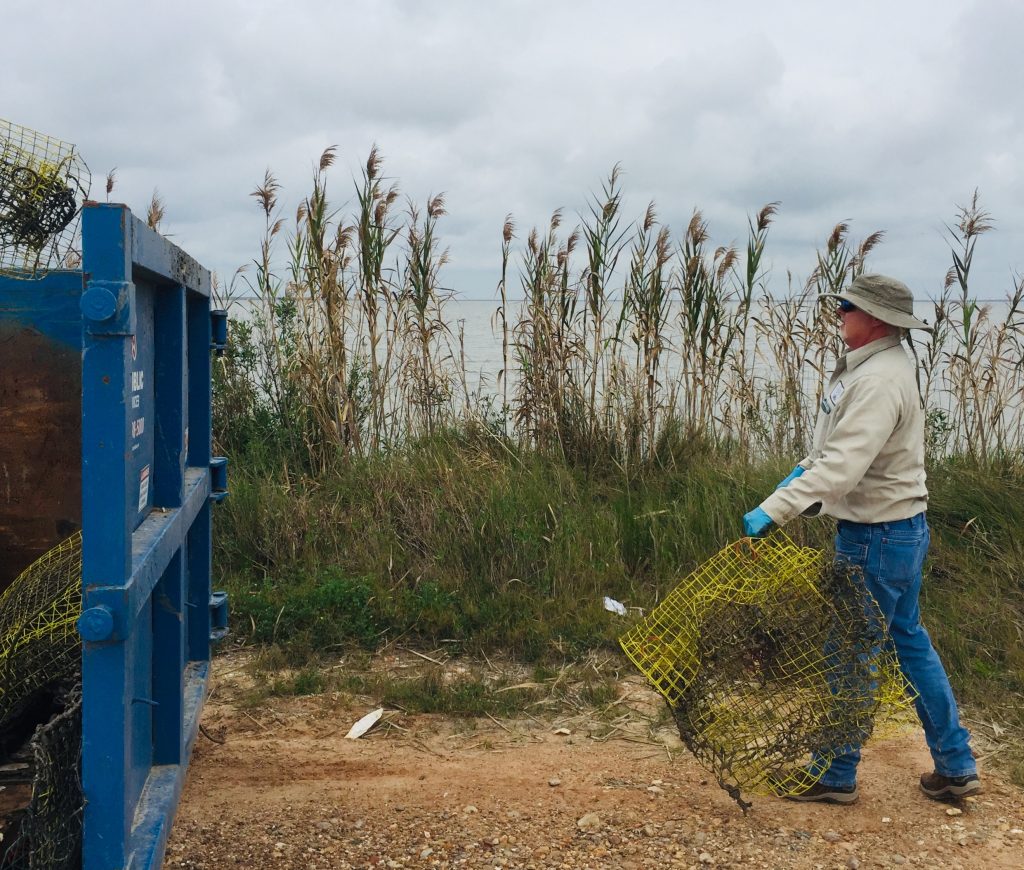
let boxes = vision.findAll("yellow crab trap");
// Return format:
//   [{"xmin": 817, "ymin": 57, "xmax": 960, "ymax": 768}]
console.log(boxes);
[
  {"xmin": 619, "ymin": 531, "xmax": 915, "ymax": 808},
  {"xmin": 0, "ymin": 119, "xmax": 90, "ymax": 277},
  {"xmin": 0, "ymin": 532, "xmax": 83, "ymax": 868},
  {"xmin": 0, "ymin": 531, "xmax": 82, "ymax": 733}
]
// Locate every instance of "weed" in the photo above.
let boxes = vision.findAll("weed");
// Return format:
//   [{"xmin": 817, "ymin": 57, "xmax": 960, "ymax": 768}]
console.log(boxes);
[{"xmin": 214, "ymin": 155, "xmax": 1024, "ymax": 781}]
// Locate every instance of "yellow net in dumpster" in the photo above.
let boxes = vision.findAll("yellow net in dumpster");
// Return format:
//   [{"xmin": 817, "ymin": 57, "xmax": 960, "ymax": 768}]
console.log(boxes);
[
  {"xmin": 0, "ymin": 118, "xmax": 90, "ymax": 277},
  {"xmin": 619, "ymin": 531, "xmax": 915, "ymax": 808},
  {"xmin": 0, "ymin": 533, "xmax": 83, "ymax": 869},
  {"xmin": 0, "ymin": 531, "xmax": 82, "ymax": 734}
]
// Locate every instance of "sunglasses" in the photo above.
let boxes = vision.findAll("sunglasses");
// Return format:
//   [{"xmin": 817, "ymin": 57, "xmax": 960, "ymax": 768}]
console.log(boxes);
[{"xmin": 837, "ymin": 299, "xmax": 858, "ymax": 313}]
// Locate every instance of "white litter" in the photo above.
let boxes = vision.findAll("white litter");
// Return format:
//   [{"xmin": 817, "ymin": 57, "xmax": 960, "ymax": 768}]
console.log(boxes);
[
  {"xmin": 345, "ymin": 707, "xmax": 384, "ymax": 739},
  {"xmin": 603, "ymin": 596, "xmax": 627, "ymax": 616}
]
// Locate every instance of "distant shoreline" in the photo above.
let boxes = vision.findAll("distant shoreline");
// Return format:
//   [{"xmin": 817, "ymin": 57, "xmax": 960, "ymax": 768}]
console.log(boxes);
[{"xmin": 226, "ymin": 295, "xmax": 1010, "ymax": 304}]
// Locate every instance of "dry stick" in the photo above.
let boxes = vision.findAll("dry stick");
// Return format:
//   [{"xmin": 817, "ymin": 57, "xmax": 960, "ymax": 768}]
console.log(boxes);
[
  {"xmin": 499, "ymin": 216, "xmax": 514, "ymax": 431},
  {"xmin": 457, "ymin": 320, "xmax": 470, "ymax": 412},
  {"xmin": 399, "ymin": 647, "xmax": 447, "ymax": 666},
  {"xmin": 589, "ymin": 725, "xmax": 623, "ymax": 743},
  {"xmin": 199, "ymin": 723, "xmax": 226, "ymax": 744},
  {"xmin": 411, "ymin": 738, "xmax": 444, "ymax": 758},
  {"xmin": 241, "ymin": 710, "xmax": 270, "ymax": 732},
  {"xmin": 485, "ymin": 712, "xmax": 515, "ymax": 735}
]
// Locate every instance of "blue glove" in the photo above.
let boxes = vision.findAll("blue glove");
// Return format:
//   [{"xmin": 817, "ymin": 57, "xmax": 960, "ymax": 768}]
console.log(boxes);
[
  {"xmin": 743, "ymin": 507, "xmax": 775, "ymax": 538},
  {"xmin": 775, "ymin": 464, "xmax": 806, "ymax": 489}
]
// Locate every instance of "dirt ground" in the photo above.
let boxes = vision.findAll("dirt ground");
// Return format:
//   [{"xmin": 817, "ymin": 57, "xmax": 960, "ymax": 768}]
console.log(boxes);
[{"xmin": 167, "ymin": 652, "xmax": 1024, "ymax": 869}]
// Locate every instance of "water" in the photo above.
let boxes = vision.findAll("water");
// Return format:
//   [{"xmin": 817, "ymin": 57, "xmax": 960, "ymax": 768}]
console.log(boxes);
[
  {"xmin": 431, "ymin": 298, "xmax": 1016, "ymax": 401},
  {"xmin": 224, "ymin": 295, "xmax": 1021, "ymax": 453},
  {"xmin": 229, "ymin": 297, "xmax": 1010, "ymax": 383}
]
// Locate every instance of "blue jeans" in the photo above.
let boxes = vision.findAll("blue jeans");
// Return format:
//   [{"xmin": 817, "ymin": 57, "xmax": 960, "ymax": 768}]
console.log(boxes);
[{"xmin": 816, "ymin": 512, "xmax": 976, "ymax": 787}]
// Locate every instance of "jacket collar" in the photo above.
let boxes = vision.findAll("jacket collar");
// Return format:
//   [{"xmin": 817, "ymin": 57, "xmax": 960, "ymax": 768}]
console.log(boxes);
[{"xmin": 838, "ymin": 333, "xmax": 903, "ymax": 376}]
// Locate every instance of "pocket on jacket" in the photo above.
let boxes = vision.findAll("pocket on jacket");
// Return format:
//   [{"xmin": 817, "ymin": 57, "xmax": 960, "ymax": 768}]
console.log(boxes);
[{"xmin": 878, "ymin": 533, "xmax": 927, "ymax": 590}]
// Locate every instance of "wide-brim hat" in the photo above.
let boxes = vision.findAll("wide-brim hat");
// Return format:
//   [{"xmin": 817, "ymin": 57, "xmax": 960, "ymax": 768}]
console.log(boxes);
[{"xmin": 820, "ymin": 274, "xmax": 931, "ymax": 330}]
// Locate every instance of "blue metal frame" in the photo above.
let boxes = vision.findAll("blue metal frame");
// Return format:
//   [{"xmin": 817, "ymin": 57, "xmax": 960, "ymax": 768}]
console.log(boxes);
[{"xmin": 76, "ymin": 203, "xmax": 226, "ymax": 870}]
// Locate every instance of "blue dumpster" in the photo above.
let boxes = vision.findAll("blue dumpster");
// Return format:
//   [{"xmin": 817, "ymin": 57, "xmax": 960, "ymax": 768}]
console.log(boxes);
[{"xmin": 0, "ymin": 202, "xmax": 227, "ymax": 869}]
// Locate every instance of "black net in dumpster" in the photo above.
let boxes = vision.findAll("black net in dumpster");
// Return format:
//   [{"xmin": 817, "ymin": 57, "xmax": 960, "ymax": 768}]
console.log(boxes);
[
  {"xmin": 0, "ymin": 684, "xmax": 82, "ymax": 870},
  {"xmin": 619, "ymin": 531, "xmax": 915, "ymax": 808},
  {"xmin": 0, "ymin": 119, "xmax": 90, "ymax": 278},
  {"xmin": 0, "ymin": 534, "xmax": 83, "ymax": 868}
]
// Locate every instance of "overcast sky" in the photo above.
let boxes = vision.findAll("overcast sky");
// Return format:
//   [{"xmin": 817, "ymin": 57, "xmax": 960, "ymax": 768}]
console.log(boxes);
[{"xmin": 5, "ymin": 0, "xmax": 1023, "ymax": 299}]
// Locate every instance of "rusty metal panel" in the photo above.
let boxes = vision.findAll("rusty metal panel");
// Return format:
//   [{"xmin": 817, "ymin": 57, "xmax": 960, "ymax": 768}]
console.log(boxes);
[{"xmin": 0, "ymin": 272, "xmax": 82, "ymax": 592}]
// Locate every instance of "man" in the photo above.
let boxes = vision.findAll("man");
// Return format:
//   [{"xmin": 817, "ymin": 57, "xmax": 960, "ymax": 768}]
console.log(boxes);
[{"xmin": 742, "ymin": 274, "xmax": 979, "ymax": 805}]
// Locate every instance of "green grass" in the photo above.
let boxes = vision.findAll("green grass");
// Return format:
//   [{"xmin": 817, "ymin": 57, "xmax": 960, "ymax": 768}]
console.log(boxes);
[
  {"xmin": 217, "ymin": 429, "xmax": 795, "ymax": 660},
  {"xmin": 921, "ymin": 462, "xmax": 1024, "ymax": 706},
  {"xmin": 215, "ymin": 429, "xmax": 1024, "ymax": 783},
  {"xmin": 243, "ymin": 653, "xmax": 621, "ymax": 719},
  {"xmin": 219, "ymin": 433, "xmax": 1023, "ymax": 679},
  {"xmin": 207, "ymin": 159, "xmax": 1024, "ymax": 782}
]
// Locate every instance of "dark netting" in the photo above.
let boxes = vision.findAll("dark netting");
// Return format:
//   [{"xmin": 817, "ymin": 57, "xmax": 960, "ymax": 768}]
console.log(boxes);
[
  {"xmin": 619, "ymin": 531, "xmax": 914, "ymax": 809},
  {"xmin": 0, "ymin": 119, "xmax": 90, "ymax": 278},
  {"xmin": 0, "ymin": 684, "xmax": 82, "ymax": 870},
  {"xmin": 0, "ymin": 535, "xmax": 83, "ymax": 867}
]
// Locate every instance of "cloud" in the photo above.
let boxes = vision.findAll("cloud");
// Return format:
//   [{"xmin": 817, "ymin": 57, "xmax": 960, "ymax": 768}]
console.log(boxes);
[{"xmin": 3, "ymin": 0, "xmax": 1022, "ymax": 298}]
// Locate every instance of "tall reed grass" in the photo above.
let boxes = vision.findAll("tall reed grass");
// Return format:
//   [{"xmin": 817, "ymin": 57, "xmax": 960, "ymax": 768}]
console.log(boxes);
[
  {"xmin": 210, "ymin": 154, "xmax": 1024, "ymax": 778},
  {"xmin": 214, "ymin": 151, "xmax": 1024, "ymax": 473}
]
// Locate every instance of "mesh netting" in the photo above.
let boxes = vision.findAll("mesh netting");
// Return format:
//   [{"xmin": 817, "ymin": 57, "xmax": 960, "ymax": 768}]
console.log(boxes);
[
  {"xmin": 0, "ymin": 535, "xmax": 84, "ymax": 868},
  {"xmin": 0, "ymin": 119, "xmax": 90, "ymax": 277},
  {"xmin": 0, "ymin": 684, "xmax": 82, "ymax": 870},
  {"xmin": 619, "ymin": 531, "xmax": 915, "ymax": 808},
  {"xmin": 0, "ymin": 533, "xmax": 81, "ymax": 740}
]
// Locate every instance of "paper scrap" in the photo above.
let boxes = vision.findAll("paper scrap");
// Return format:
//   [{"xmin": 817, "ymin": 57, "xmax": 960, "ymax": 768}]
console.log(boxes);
[
  {"xmin": 603, "ymin": 596, "xmax": 627, "ymax": 616},
  {"xmin": 345, "ymin": 707, "xmax": 384, "ymax": 739}
]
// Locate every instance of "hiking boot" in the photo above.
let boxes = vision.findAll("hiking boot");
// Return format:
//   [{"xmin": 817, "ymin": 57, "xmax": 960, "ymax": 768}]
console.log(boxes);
[
  {"xmin": 785, "ymin": 781, "xmax": 859, "ymax": 805},
  {"xmin": 919, "ymin": 771, "xmax": 982, "ymax": 800}
]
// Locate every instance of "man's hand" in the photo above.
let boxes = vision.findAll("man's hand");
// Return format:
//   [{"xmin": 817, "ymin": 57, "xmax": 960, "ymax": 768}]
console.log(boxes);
[
  {"xmin": 743, "ymin": 507, "xmax": 775, "ymax": 538},
  {"xmin": 775, "ymin": 464, "xmax": 806, "ymax": 489}
]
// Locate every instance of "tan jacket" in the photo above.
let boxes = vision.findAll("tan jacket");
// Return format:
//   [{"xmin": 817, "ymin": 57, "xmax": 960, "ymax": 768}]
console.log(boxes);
[{"xmin": 760, "ymin": 334, "xmax": 927, "ymax": 525}]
